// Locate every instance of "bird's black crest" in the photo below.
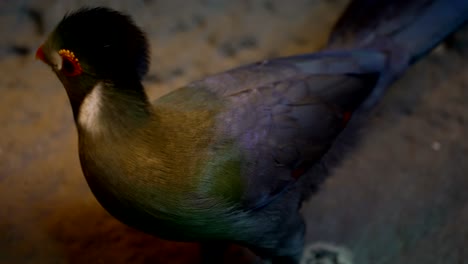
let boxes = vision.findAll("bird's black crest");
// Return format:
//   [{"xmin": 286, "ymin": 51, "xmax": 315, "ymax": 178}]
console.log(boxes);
[{"xmin": 55, "ymin": 7, "xmax": 149, "ymax": 80}]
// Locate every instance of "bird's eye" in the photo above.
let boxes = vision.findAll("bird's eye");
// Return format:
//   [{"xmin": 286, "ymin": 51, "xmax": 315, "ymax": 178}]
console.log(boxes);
[{"xmin": 58, "ymin": 49, "xmax": 83, "ymax": 76}]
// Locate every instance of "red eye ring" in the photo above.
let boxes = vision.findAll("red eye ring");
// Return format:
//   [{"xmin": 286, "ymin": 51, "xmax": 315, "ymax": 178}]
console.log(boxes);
[{"xmin": 58, "ymin": 49, "xmax": 83, "ymax": 76}]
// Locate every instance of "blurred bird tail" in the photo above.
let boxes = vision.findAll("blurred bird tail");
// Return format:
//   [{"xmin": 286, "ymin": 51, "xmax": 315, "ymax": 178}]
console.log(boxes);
[
  {"xmin": 325, "ymin": 0, "xmax": 468, "ymax": 109},
  {"xmin": 327, "ymin": 0, "xmax": 468, "ymax": 65}
]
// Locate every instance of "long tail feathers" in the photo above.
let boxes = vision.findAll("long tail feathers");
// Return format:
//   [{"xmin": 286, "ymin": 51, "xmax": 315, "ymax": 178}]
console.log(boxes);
[
  {"xmin": 328, "ymin": 0, "xmax": 468, "ymax": 65},
  {"xmin": 327, "ymin": 0, "xmax": 468, "ymax": 109}
]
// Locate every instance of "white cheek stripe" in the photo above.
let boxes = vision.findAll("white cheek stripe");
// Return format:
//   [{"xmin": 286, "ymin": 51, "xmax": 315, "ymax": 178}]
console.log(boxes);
[
  {"xmin": 78, "ymin": 83, "xmax": 103, "ymax": 134},
  {"xmin": 52, "ymin": 52, "xmax": 62, "ymax": 70}
]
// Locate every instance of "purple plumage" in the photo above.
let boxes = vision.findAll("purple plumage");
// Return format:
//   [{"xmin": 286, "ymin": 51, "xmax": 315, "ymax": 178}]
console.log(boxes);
[{"xmin": 36, "ymin": 0, "xmax": 468, "ymax": 263}]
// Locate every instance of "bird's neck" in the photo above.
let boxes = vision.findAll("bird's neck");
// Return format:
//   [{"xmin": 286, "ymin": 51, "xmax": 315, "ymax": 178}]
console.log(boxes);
[{"xmin": 75, "ymin": 80, "xmax": 153, "ymax": 138}]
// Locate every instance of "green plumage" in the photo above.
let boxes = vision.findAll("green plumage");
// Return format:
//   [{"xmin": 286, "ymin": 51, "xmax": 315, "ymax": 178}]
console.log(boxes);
[{"xmin": 36, "ymin": 3, "xmax": 468, "ymax": 263}]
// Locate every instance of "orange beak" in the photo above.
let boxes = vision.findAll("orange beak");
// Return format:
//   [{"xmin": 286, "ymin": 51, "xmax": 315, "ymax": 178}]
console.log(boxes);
[{"xmin": 35, "ymin": 45, "xmax": 46, "ymax": 63}]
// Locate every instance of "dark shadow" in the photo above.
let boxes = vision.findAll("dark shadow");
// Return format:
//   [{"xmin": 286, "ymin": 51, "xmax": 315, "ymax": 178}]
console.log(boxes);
[{"xmin": 42, "ymin": 199, "xmax": 255, "ymax": 263}]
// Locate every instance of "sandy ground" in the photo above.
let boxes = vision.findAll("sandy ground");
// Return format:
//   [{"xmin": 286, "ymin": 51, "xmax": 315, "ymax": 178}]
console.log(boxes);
[{"xmin": 0, "ymin": 0, "xmax": 467, "ymax": 263}]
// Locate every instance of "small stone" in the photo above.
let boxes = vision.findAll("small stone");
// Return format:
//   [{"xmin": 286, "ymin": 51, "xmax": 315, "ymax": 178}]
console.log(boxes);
[{"xmin": 431, "ymin": 141, "xmax": 441, "ymax": 151}]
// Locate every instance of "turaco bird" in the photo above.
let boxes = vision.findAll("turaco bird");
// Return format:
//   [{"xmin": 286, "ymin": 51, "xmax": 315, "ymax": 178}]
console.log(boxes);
[{"xmin": 36, "ymin": 0, "xmax": 468, "ymax": 263}]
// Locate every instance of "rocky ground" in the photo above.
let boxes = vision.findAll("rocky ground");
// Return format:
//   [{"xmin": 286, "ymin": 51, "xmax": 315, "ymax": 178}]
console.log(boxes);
[{"xmin": 0, "ymin": 0, "xmax": 467, "ymax": 263}]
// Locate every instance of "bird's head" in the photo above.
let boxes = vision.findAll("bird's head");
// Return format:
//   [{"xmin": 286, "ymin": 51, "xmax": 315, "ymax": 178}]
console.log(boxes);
[{"xmin": 36, "ymin": 7, "xmax": 149, "ymax": 113}]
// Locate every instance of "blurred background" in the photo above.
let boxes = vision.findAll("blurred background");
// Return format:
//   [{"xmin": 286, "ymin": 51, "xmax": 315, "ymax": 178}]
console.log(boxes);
[{"xmin": 1, "ymin": 0, "xmax": 467, "ymax": 263}]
